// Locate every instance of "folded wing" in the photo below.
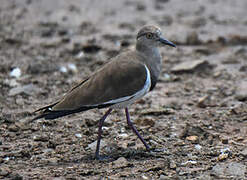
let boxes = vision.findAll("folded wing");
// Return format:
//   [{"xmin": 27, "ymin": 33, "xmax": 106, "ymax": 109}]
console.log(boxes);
[{"xmin": 33, "ymin": 53, "xmax": 148, "ymax": 120}]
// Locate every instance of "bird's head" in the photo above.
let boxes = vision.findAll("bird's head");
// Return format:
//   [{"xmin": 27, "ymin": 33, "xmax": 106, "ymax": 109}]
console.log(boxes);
[{"xmin": 136, "ymin": 25, "xmax": 176, "ymax": 48}]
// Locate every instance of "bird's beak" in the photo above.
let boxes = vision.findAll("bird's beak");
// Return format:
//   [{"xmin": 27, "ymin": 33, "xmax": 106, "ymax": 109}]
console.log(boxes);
[{"xmin": 158, "ymin": 37, "xmax": 176, "ymax": 47}]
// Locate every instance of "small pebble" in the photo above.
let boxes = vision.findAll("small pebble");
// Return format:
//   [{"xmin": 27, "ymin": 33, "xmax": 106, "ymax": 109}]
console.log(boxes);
[
  {"xmin": 75, "ymin": 133, "xmax": 82, "ymax": 138},
  {"xmin": 197, "ymin": 95, "xmax": 209, "ymax": 108},
  {"xmin": 112, "ymin": 157, "xmax": 128, "ymax": 168},
  {"xmin": 195, "ymin": 144, "xmax": 202, "ymax": 150},
  {"xmin": 4, "ymin": 79, "xmax": 19, "ymax": 87},
  {"xmin": 8, "ymin": 124, "xmax": 19, "ymax": 132},
  {"xmin": 141, "ymin": 175, "xmax": 149, "ymax": 180},
  {"xmin": 102, "ymin": 126, "xmax": 109, "ymax": 130},
  {"xmin": 221, "ymin": 138, "xmax": 228, "ymax": 144},
  {"xmin": 220, "ymin": 147, "xmax": 231, "ymax": 154},
  {"xmin": 119, "ymin": 133, "xmax": 129, "ymax": 138},
  {"xmin": 9, "ymin": 67, "xmax": 21, "ymax": 78},
  {"xmin": 3, "ymin": 157, "xmax": 10, "ymax": 161},
  {"xmin": 59, "ymin": 66, "xmax": 68, "ymax": 73},
  {"xmin": 115, "ymin": 41, "xmax": 121, "ymax": 48},
  {"xmin": 218, "ymin": 153, "xmax": 228, "ymax": 161},
  {"xmin": 159, "ymin": 175, "xmax": 169, "ymax": 180},
  {"xmin": 162, "ymin": 73, "xmax": 171, "ymax": 81},
  {"xmin": 87, "ymin": 140, "xmax": 106, "ymax": 151},
  {"xmin": 186, "ymin": 135, "xmax": 198, "ymax": 143},
  {"xmin": 217, "ymin": 148, "xmax": 231, "ymax": 161},
  {"xmin": 169, "ymin": 160, "xmax": 177, "ymax": 169},
  {"xmin": 181, "ymin": 160, "xmax": 197, "ymax": 166},
  {"xmin": 68, "ymin": 63, "xmax": 77, "ymax": 73},
  {"xmin": 33, "ymin": 135, "xmax": 49, "ymax": 142},
  {"xmin": 76, "ymin": 51, "xmax": 84, "ymax": 58}
]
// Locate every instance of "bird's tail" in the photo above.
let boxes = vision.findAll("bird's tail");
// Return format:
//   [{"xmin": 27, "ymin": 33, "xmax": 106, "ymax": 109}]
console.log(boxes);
[
  {"xmin": 32, "ymin": 110, "xmax": 78, "ymax": 121},
  {"xmin": 32, "ymin": 102, "xmax": 68, "ymax": 121},
  {"xmin": 32, "ymin": 103, "xmax": 114, "ymax": 121}
]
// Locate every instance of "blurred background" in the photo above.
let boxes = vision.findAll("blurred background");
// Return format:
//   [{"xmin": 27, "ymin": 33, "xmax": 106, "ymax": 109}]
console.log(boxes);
[{"xmin": 0, "ymin": 0, "xmax": 247, "ymax": 179}]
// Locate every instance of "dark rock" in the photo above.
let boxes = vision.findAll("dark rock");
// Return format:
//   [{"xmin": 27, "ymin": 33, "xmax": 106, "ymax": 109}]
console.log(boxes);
[
  {"xmin": 8, "ymin": 124, "xmax": 19, "ymax": 132},
  {"xmin": 82, "ymin": 44, "xmax": 102, "ymax": 54},
  {"xmin": 33, "ymin": 134, "xmax": 49, "ymax": 142},
  {"xmin": 9, "ymin": 173, "xmax": 23, "ymax": 180},
  {"xmin": 0, "ymin": 113, "xmax": 14, "ymax": 123},
  {"xmin": 221, "ymin": 137, "xmax": 228, "ymax": 144},
  {"xmin": 5, "ymin": 37, "xmax": 22, "ymax": 45},
  {"xmin": 135, "ymin": 117, "xmax": 155, "ymax": 127},
  {"xmin": 186, "ymin": 31, "xmax": 201, "ymax": 45},
  {"xmin": 27, "ymin": 61, "xmax": 58, "ymax": 74}
]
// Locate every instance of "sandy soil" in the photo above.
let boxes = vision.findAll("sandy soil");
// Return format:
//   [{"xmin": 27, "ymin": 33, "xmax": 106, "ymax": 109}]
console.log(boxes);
[{"xmin": 0, "ymin": 0, "xmax": 247, "ymax": 179}]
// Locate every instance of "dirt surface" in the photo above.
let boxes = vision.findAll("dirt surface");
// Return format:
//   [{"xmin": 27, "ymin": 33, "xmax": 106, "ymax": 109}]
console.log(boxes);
[{"xmin": 1, "ymin": 0, "xmax": 247, "ymax": 179}]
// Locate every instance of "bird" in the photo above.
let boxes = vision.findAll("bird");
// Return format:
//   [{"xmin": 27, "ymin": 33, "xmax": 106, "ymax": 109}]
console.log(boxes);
[{"xmin": 33, "ymin": 25, "xmax": 176, "ymax": 160}]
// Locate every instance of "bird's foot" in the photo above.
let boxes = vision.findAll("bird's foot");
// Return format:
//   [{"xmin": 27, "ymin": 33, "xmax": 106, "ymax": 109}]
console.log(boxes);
[
  {"xmin": 150, "ymin": 147, "xmax": 166, "ymax": 153},
  {"xmin": 151, "ymin": 148, "xmax": 166, "ymax": 152},
  {"xmin": 95, "ymin": 154, "xmax": 112, "ymax": 161}
]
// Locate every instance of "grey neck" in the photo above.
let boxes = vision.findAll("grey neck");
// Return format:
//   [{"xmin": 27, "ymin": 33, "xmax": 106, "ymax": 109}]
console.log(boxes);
[{"xmin": 136, "ymin": 43, "xmax": 162, "ymax": 91}]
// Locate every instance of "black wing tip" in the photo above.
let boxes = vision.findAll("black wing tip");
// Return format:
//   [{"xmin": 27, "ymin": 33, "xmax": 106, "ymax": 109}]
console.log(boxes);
[
  {"xmin": 31, "ymin": 113, "xmax": 48, "ymax": 122},
  {"xmin": 32, "ymin": 110, "xmax": 71, "ymax": 121},
  {"xmin": 31, "ymin": 107, "xmax": 89, "ymax": 121},
  {"xmin": 31, "ymin": 103, "xmax": 115, "ymax": 122},
  {"xmin": 32, "ymin": 102, "xmax": 59, "ymax": 121}
]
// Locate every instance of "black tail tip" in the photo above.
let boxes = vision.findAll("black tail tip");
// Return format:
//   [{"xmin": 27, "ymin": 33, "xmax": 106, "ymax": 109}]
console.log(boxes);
[
  {"xmin": 31, "ymin": 110, "xmax": 73, "ymax": 121},
  {"xmin": 31, "ymin": 113, "xmax": 47, "ymax": 122}
]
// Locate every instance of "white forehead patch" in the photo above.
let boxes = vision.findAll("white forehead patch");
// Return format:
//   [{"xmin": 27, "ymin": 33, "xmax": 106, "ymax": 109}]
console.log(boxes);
[{"xmin": 155, "ymin": 29, "xmax": 161, "ymax": 36}]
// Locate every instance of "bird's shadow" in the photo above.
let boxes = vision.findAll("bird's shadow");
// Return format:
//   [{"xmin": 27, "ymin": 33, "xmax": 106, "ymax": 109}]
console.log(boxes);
[
  {"xmin": 72, "ymin": 147, "xmax": 165, "ymax": 163},
  {"xmin": 32, "ymin": 147, "xmax": 164, "ymax": 169}
]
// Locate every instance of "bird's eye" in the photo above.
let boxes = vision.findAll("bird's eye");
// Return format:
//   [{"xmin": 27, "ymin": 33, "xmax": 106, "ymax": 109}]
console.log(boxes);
[{"xmin": 146, "ymin": 33, "xmax": 153, "ymax": 39}]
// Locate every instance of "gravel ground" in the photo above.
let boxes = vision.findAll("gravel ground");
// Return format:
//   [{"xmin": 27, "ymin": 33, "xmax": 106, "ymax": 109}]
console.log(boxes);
[{"xmin": 0, "ymin": 0, "xmax": 247, "ymax": 179}]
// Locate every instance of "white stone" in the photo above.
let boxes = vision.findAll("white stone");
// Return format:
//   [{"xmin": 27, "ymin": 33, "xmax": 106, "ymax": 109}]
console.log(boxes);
[
  {"xmin": 195, "ymin": 144, "xmax": 202, "ymax": 150},
  {"xmin": 75, "ymin": 133, "xmax": 82, "ymax": 138},
  {"xmin": 68, "ymin": 63, "xmax": 77, "ymax": 73},
  {"xmin": 119, "ymin": 133, "xmax": 129, "ymax": 138},
  {"xmin": 9, "ymin": 67, "xmax": 21, "ymax": 78},
  {"xmin": 59, "ymin": 66, "xmax": 67, "ymax": 73},
  {"xmin": 76, "ymin": 51, "xmax": 84, "ymax": 58}
]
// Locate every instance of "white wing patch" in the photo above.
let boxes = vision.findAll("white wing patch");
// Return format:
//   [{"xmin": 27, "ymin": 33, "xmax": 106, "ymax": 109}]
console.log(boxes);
[{"xmin": 104, "ymin": 64, "xmax": 151, "ymax": 109}]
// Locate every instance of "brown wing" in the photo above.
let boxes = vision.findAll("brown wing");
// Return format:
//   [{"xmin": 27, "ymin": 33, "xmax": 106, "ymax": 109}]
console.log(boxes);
[{"xmin": 52, "ymin": 54, "xmax": 147, "ymax": 111}]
